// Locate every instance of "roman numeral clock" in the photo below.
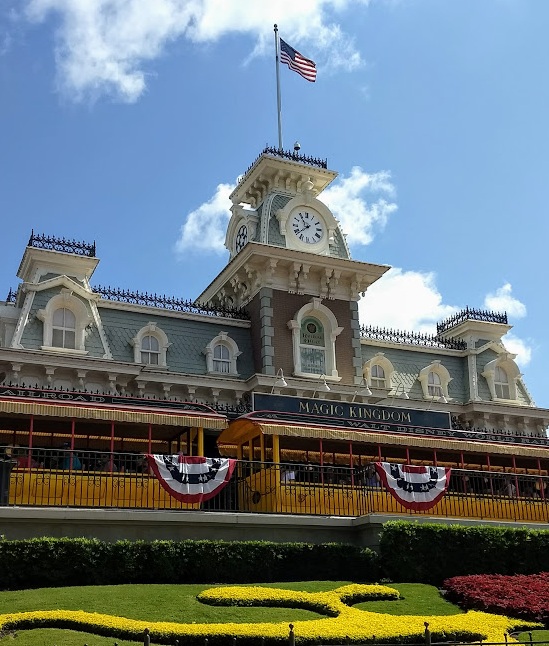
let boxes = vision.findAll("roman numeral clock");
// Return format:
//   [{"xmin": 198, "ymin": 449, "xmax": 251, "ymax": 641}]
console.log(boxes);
[{"xmin": 290, "ymin": 209, "xmax": 325, "ymax": 246}]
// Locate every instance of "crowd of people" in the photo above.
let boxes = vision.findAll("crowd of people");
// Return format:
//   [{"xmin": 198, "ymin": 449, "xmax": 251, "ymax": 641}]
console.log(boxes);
[{"xmin": 3, "ymin": 445, "xmax": 149, "ymax": 474}]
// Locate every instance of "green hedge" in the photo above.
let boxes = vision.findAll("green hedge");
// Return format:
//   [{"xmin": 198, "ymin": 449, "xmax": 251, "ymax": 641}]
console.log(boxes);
[
  {"xmin": 379, "ymin": 521, "xmax": 549, "ymax": 584},
  {"xmin": 0, "ymin": 538, "xmax": 379, "ymax": 591}
]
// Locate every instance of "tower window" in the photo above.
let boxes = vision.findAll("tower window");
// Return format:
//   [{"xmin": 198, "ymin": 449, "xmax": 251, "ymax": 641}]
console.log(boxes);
[
  {"xmin": 495, "ymin": 366, "xmax": 510, "ymax": 399},
  {"xmin": 52, "ymin": 308, "xmax": 76, "ymax": 349},
  {"xmin": 299, "ymin": 317, "xmax": 326, "ymax": 374}
]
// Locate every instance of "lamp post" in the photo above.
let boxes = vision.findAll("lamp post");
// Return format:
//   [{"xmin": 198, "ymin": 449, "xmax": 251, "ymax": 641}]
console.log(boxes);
[
  {"xmin": 312, "ymin": 375, "xmax": 331, "ymax": 398},
  {"xmin": 389, "ymin": 382, "xmax": 409, "ymax": 403},
  {"xmin": 271, "ymin": 368, "xmax": 288, "ymax": 393},
  {"xmin": 352, "ymin": 378, "xmax": 372, "ymax": 403}
]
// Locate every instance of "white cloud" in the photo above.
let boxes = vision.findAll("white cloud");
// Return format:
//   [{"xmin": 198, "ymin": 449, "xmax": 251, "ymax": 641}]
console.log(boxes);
[
  {"xmin": 484, "ymin": 282, "xmax": 526, "ymax": 319},
  {"xmin": 358, "ymin": 268, "xmax": 458, "ymax": 333},
  {"xmin": 502, "ymin": 333, "xmax": 532, "ymax": 368},
  {"xmin": 175, "ymin": 181, "xmax": 235, "ymax": 254},
  {"xmin": 359, "ymin": 271, "xmax": 534, "ymax": 368},
  {"xmin": 21, "ymin": 0, "xmax": 369, "ymax": 102},
  {"xmin": 176, "ymin": 165, "xmax": 396, "ymax": 255},
  {"xmin": 323, "ymin": 167, "xmax": 397, "ymax": 246}
]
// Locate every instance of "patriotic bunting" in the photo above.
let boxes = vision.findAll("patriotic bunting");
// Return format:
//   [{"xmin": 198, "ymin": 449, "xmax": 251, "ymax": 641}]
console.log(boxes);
[
  {"xmin": 374, "ymin": 462, "xmax": 451, "ymax": 511},
  {"xmin": 146, "ymin": 455, "xmax": 236, "ymax": 503}
]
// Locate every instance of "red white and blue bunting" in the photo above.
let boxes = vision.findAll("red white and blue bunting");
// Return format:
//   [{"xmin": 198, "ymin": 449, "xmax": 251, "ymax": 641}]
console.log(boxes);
[
  {"xmin": 146, "ymin": 455, "xmax": 236, "ymax": 503},
  {"xmin": 374, "ymin": 462, "xmax": 451, "ymax": 511}
]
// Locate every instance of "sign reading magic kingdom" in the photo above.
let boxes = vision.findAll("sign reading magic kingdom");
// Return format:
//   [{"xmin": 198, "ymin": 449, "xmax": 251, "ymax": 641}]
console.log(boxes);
[
  {"xmin": 252, "ymin": 393, "xmax": 452, "ymax": 434},
  {"xmin": 0, "ymin": 386, "xmax": 220, "ymax": 416}
]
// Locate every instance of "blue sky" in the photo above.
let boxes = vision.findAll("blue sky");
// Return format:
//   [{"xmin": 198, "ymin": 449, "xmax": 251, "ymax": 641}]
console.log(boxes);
[{"xmin": 1, "ymin": 1, "xmax": 548, "ymax": 406}]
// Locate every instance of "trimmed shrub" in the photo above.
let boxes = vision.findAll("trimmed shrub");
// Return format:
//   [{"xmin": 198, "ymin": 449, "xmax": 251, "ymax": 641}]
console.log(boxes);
[
  {"xmin": 0, "ymin": 537, "xmax": 379, "ymax": 590},
  {"xmin": 379, "ymin": 521, "xmax": 549, "ymax": 584}
]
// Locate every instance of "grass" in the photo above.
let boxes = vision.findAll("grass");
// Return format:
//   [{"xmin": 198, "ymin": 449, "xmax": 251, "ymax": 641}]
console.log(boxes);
[
  {"xmin": 0, "ymin": 581, "xmax": 529, "ymax": 645},
  {"xmin": 0, "ymin": 582, "xmax": 341, "ymax": 645},
  {"xmin": 354, "ymin": 583, "xmax": 463, "ymax": 616},
  {"xmin": 517, "ymin": 630, "xmax": 549, "ymax": 643},
  {"xmin": 0, "ymin": 581, "xmax": 348, "ymax": 624}
]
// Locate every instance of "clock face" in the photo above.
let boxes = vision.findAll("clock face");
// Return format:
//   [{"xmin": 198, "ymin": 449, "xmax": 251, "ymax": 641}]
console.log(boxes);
[
  {"xmin": 290, "ymin": 210, "xmax": 325, "ymax": 245},
  {"xmin": 235, "ymin": 224, "xmax": 248, "ymax": 252}
]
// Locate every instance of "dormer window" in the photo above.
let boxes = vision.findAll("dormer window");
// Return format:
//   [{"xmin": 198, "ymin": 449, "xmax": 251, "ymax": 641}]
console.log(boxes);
[
  {"xmin": 362, "ymin": 353, "xmax": 394, "ymax": 391},
  {"xmin": 418, "ymin": 361, "xmax": 452, "ymax": 401},
  {"xmin": 204, "ymin": 332, "xmax": 241, "ymax": 376},
  {"xmin": 131, "ymin": 324, "xmax": 170, "ymax": 367},
  {"xmin": 52, "ymin": 308, "xmax": 76, "ymax": 349},
  {"xmin": 213, "ymin": 343, "xmax": 231, "ymax": 373},
  {"xmin": 371, "ymin": 364, "xmax": 386, "ymax": 389},
  {"xmin": 141, "ymin": 335, "xmax": 160, "ymax": 365},
  {"xmin": 428, "ymin": 371, "xmax": 443, "ymax": 397},
  {"xmin": 482, "ymin": 355, "xmax": 519, "ymax": 402},
  {"xmin": 37, "ymin": 291, "xmax": 92, "ymax": 354},
  {"xmin": 494, "ymin": 366, "xmax": 510, "ymax": 399}
]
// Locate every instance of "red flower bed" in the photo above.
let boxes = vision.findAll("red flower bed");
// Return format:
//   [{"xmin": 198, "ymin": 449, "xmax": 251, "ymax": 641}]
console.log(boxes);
[{"xmin": 444, "ymin": 572, "xmax": 549, "ymax": 623}]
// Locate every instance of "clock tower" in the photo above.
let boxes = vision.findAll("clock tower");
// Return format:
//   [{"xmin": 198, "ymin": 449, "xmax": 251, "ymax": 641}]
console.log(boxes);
[
  {"xmin": 225, "ymin": 147, "xmax": 349, "ymax": 260},
  {"xmin": 200, "ymin": 148, "xmax": 389, "ymax": 389}
]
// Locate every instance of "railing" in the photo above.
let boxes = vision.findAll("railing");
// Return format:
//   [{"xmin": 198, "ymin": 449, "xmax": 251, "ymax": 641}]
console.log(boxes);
[
  {"xmin": 92, "ymin": 285, "xmax": 249, "ymax": 320},
  {"xmin": 4, "ymin": 449, "xmax": 549, "ymax": 523},
  {"xmin": 28, "ymin": 230, "xmax": 96, "ymax": 257},
  {"xmin": 360, "ymin": 326, "xmax": 467, "ymax": 350},
  {"xmin": 437, "ymin": 308, "xmax": 508, "ymax": 335},
  {"xmin": 137, "ymin": 625, "xmax": 546, "ymax": 646},
  {"xmin": 5, "ymin": 288, "xmax": 16, "ymax": 304},
  {"xmin": 242, "ymin": 146, "xmax": 328, "ymax": 178}
]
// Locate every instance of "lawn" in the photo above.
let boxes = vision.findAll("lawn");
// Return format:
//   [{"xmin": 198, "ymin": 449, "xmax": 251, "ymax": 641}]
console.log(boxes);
[{"xmin": 0, "ymin": 581, "xmax": 541, "ymax": 645}]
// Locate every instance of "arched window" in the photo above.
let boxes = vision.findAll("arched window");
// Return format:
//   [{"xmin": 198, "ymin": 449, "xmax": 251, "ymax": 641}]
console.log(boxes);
[
  {"xmin": 131, "ymin": 323, "xmax": 170, "ymax": 367},
  {"xmin": 362, "ymin": 353, "xmax": 394, "ymax": 391},
  {"xmin": 37, "ymin": 290, "xmax": 92, "ymax": 354},
  {"xmin": 481, "ymin": 354, "xmax": 521, "ymax": 402},
  {"xmin": 299, "ymin": 317, "xmax": 326, "ymax": 375},
  {"xmin": 418, "ymin": 361, "xmax": 452, "ymax": 401},
  {"xmin": 428, "ymin": 371, "xmax": 443, "ymax": 397},
  {"xmin": 52, "ymin": 308, "xmax": 76, "ymax": 349},
  {"xmin": 204, "ymin": 332, "xmax": 241, "ymax": 376},
  {"xmin": 141, "ymin": 335, "xmax": 160, "ymax": 365},
  {"xmin": 494, "ymin": 366, "xmax": 510, "ymax": 399},
  {"xmin": 213, "ymin": 343, "xmax": 231, "ymax": 373},
  {"xmin": 371, "ymin": 364, "xmax": 386, "ymax": 389},
  {"xmin": 287, "ymin": 298, "xmax": 343, "ymax": 380}
]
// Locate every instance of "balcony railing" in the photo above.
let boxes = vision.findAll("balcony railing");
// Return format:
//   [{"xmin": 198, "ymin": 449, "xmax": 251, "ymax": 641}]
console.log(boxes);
[
  {"xmin": 3, "ymin": 448, "xmax": 549, "ymax": 524},
  {"xmin": 437, "ymin": 308, "xmax": 508, "ymax": 335},
  {"xmin": 28, "ymin": 230, "xmax": 96, "ymax": 257}
]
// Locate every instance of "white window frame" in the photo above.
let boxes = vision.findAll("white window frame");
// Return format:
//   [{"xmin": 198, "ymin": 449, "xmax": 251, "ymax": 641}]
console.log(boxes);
[
  {"xmin": 363, "ymin": 352, "xmax": 394, "ymax": 390},
  {"xmin": 52, "ymin": 307, "xmax": 77, "ymax": 350},
  {"xmin": 287, "ymin": 298, "xmax": 343, "ymax": 380},
  {"xmin": 204, "ymin": 332, "xmax": 241, "ymax": 376},
  {"xmin": 140, "ymin": 334, "xmax": 161, "ymax": 365},
  {"xmin": 37, "ymin": 290, "xmax": 92, "ymax": 355},
  {"xmin": 481, "ymin": 355, "xmax": 520, "ymax": 402},
  {"xmin": 418, "ymin": 361, "xmax": 452, "ymax": 401},
  {"xmin": 131, "ymin": 323, "xmax": 170, "ymax": 367},
  {"xmin": 494, "ymin": 366, "xmax": 510, "ymax": 400}
]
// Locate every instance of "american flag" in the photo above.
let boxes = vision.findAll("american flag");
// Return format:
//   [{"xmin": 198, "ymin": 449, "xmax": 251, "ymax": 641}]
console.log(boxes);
[{"xmin": 280, "ymin": 39, "xmax": 317, "ymax": 82}]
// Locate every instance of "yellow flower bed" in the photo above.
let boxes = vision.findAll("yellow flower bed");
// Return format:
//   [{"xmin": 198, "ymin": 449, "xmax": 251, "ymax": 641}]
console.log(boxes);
[{"xmin": 0, "ymin": 584, "xmax": 540, "ymax": 644}]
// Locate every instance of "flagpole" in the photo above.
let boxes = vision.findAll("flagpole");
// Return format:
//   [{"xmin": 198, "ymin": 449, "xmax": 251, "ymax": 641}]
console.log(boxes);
[{"xmin": 274, "ymin": 24, "xmax": 283, "ymax": 150}]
